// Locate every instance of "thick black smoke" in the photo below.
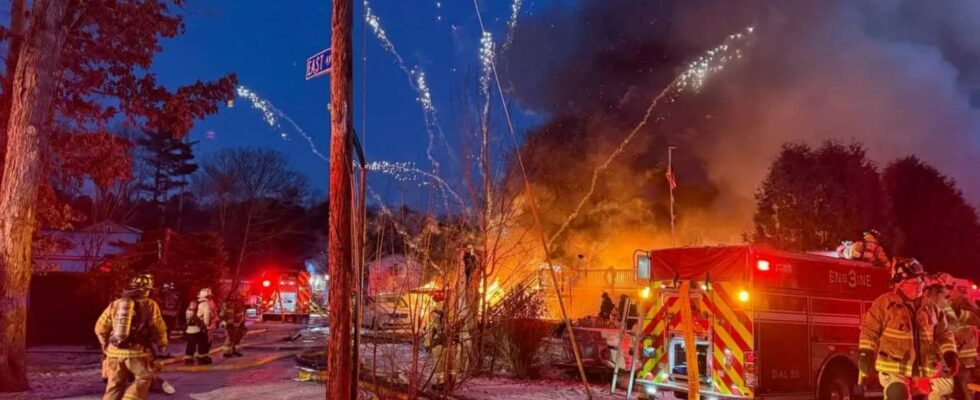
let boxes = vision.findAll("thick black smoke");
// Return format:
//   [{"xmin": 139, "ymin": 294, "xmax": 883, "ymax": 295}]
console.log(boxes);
[{"xmin": 504, "ymin": 0, "xmax": 980, "ymax": 264}]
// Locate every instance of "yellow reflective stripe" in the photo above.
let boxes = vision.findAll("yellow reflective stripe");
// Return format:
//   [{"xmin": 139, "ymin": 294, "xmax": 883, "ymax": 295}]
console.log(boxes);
[
  {"xmin": 875, "ymin": 359, "xmax": 909, "ymax": 374},
  {"xmin": 959, "ymin": 349, "xmax": 978, "ymax": 357},
  {"xmin": 105, "ymin": 347, "xmax": 147, "ymax": 358},
  {"xmin": 940, "ymin": 343, "xmax": 957, "ymax": 354},
  {"xmin": 859, "ymin": 339, "xmax": 877, "ymax": 350},
  {"xmin": 883, "ymin": 328, "xmax": 913, "ymax": 339}
]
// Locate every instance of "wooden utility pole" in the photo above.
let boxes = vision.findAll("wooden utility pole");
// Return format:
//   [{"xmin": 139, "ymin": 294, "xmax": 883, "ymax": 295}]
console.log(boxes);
[
  {"xmin": 0, "ymin": 0, "xmax": 70, "ymax": 392},
  {"xmin": 327, "ymin": 0, "xmax": 354, "ymax": 398}
]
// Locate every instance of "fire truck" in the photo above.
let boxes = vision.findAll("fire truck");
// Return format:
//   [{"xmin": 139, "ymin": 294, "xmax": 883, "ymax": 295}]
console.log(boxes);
[
  {"xmin": 626, "ymin": 245, "xmax": 892, "ymax": 399},
  {"xmin": 253, "ymin": 270, "xmax": 320, "ymax": 324}
]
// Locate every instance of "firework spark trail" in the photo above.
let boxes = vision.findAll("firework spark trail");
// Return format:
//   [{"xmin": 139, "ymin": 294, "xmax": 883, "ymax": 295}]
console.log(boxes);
[
  {"xmin": 365, "ymin": 161, "xmax": 465, "ymax": 207},
  {"xmin": 502, "ymin": 0, "xmax": 524, "ymax": 52},
  {"xmin": 235, "ymin": 86, "xmax": 288, "ymax": 140},
  {"xmin": 366, "ymin": 186, "xmax": 422, "ymax": 252},
  {"xmin": 480, "ymin": 31, "xmax": 495, "ymax": 106},
  {"xmin": 235, "ymin": 85, "xmax": 329, "ymax": 161},
  {"xmin": 547, "ymin": 27, "xmax": 755, "ymax": 246},
  {"xmin": 364, "ymin": 0, "xmax": 454, "ymax": 174},
  {"xmin": 236, "ymin": 84, "xmax": 461, "ymax": 209},
  {"xmin": 477, "ymin": 30, "xmax": 495, "ymax": 181},
  {"xmin": 279, "ymin": 109, "xmax": 329, "ymax": 162}
]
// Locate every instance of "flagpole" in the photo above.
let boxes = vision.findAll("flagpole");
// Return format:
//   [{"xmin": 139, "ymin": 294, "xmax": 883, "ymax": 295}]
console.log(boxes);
[{"xmin": 668, "ymin": 146, "xmax": 676, "ymax": 247}]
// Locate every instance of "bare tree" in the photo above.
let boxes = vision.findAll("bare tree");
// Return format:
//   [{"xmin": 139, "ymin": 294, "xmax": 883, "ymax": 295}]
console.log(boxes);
[{"xmin": 195, "ymin": 147, "xmax": 309, "ymax": 287}]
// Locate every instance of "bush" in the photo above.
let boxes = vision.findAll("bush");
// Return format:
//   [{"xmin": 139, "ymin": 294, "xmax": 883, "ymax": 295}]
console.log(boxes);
[
  {"xmin": 485, "ymin": 282, "xmax": 554, "ymax": 378},
  {"xmin": 497, "ymin": 318, "xmax": 556, "ymax": 379}
]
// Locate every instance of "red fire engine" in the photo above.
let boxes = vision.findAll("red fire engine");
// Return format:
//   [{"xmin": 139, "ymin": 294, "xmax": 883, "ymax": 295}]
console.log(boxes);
[
  {"xmin": 627, "ymin": 245, "xmax": 891, "ymax": 399},
  {"xmin": 253, "ymin": 269, "xmax": 314, "ymax": 324}
]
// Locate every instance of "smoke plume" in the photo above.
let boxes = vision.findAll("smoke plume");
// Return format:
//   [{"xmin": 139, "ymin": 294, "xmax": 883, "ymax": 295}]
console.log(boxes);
[{"xmin": 504, "ymin": 0, "xmax": 980, "ymax": 267}]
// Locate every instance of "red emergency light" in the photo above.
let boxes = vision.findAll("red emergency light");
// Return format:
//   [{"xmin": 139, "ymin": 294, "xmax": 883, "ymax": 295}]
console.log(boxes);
[
  {"xmin": 262, "ymin": 280, "xmax": 271, "ymax": 288},
  {"xmin": 756, "ymin": 260, "xmax": 770, "ymax": 272}
]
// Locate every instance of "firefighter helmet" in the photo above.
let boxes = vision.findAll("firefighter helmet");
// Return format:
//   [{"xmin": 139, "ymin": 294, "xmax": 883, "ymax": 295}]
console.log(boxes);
[
  {"xmin": 891, "ymin": 258, "xmax": 925, "ymax": 284},
  {"xmin": 864, "ymin": 229, "xmax": 882, "ymax": 240},
  {"xmin": 126, "ymin": 273, "xmax": 154, "ymax": 291},
  {"xmin": 198, "ymin": 287, "xmax": 213, "ymax": 300}
]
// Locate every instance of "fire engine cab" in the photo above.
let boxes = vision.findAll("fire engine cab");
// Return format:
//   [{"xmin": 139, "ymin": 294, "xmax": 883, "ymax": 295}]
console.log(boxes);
[{"xmin": 630, "ymin": 245, "xmax": 891, "ymax": 399}]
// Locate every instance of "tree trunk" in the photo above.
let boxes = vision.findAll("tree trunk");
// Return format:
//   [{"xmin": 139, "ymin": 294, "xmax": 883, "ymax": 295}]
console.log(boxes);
[
  {"xmin": 0, "ymin": 0, "xmax": 69, "ymax": 392},
  {"xmin": 327, "ymin": 0, "xmax": 354, "ymax": 398},
  {"xmin": 0, "ymin": 0, "xmax": 27, "ymax": 175},
  {"xmin": 231, "ymin": 207, "xmax": 253, "ymax": 291}
]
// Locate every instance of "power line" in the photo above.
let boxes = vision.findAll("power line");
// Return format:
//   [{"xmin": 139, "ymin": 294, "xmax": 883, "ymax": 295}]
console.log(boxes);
[{"xmin": 471, "ymin": 2, "xmax": 593, "ymax": 398}]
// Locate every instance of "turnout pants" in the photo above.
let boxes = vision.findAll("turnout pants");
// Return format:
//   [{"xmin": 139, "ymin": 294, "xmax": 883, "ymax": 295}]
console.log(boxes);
[
  {"xmin": 185, "ymin": 328, "xmax": 211, "ymax": 359},
  {"xmin": 223, "ymin": 324, "xmax": 246, "ymax": 353},
  {"xmin": 103, "ymin": 356, "xmax": 153, "ymax": 400},
  {"xmin": 430, "ymin": 343, "xmax": 463, "ymax": 386},
  {"xmin": 880, "ymin": 372, "xmax": 954, "ymax": 400}
]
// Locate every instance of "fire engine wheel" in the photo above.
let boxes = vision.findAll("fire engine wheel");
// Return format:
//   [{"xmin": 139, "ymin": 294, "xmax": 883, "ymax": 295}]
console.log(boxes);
[{"xmin": 819, "ymin": 370, "xmax": 855, "ymax": 400}]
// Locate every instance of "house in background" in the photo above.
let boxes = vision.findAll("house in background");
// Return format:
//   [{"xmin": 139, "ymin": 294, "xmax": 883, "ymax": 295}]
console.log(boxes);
[
  {"xmin": 367, "ymin": 254, "xmax": 424, "ymax": 295},
  {"xmin": 35, "ymin": 220, "xmax": 143, "ymax": 273},
  {"xmin": 29, "ymin": 220, "xmax": 143, "ymax": 346}
]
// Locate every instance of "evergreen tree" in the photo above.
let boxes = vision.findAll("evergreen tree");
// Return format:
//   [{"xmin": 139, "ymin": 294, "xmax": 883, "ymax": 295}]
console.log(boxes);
[
  {"xmin": 883, "ymin": 156, "xmax": 980, "ymax": 278},
  {"xmin": 136, "ymin": 131, "xmax": 198, "ymax": 227},
  {"xmin": 753, "ymin": 141, "xmax": 894, "ymax": 250}
]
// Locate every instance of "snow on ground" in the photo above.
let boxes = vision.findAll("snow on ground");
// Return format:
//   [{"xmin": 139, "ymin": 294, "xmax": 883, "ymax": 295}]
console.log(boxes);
[
  {"xmin": 6, "ymin": 322, "xmax": 670, "ymax": 399},
  {"xmin": 455, "ymin": 378, "xmax": 627, "ymax": 400},
  {"xmin": 21, "ymin": 357, "xmax": 320, "ymax": 400}
]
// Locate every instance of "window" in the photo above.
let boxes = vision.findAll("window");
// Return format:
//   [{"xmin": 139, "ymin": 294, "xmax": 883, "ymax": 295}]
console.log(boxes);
[{"xmin": 636, "ymin": 254, "xmax": 651, "ymax": 279}]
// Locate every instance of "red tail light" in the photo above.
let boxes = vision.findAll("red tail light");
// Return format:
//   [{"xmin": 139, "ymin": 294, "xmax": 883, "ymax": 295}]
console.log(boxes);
[{"xmin": 756, "ymin": 260, "xmax": 770, "ymax": 271}]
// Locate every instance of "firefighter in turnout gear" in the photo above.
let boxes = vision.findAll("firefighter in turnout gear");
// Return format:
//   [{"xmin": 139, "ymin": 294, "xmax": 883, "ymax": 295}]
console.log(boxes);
[
  {"xmin": 848, "ymin": 229, "xmax": 891, "ymax": 267},
  {"xmin": 933, "ymin": 273, "xmax": 980, "ymax": 399},
  {"xmin": 185, "ymin": 288, "xmax": 218, "ymax": 365},
  {"xmin": 95, "ymin": 274, "xmax": 169, "ymax": 400},
  {"xmin": 858, "ymin": 258, "xmax": 958, "ymax": 400},
  {"xmin": 221, "ymin": 291, "xmax": 248, "ymax": 358},
  {"xmin": 425, "ymin": 294, "xmax": 459, "ymax": 390}
]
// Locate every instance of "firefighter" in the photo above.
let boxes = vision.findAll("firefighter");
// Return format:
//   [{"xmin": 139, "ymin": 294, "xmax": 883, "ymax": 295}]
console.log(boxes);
[
  {"xmin": 425, "ymin": 295, "xmax": 458, "ymax": 389},
  {"xmin": 425, "ymin": 307, "xmax": 448, "ymax": 387},
  {"xmin": 599, "ymin": 292, "xmax": 615, "ymax": 321},
  {"xmin": 95, "ymin": 273, "xmax": 169, "ymax": 400},
  {"xmin": 933, "ymin": 273, "xmax": 980, "ymax": 399},
  {"xmin": 848, "ymin": 229, "xmax": 890, "ymax": 267},
  {"xmin": 858, "ymin": 258, "xmax": 958, "ymax": 400},
  {"xmin": 185, "ymin": 288, "xmax": 218, "ymax": 365},
  {"xmin": 221, "ymin": 291, "xmax": 248, "ymax": 358}
]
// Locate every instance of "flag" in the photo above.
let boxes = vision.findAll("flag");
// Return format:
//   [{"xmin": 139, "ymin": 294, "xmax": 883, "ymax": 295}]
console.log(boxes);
[{"xmin": 665, "ymin": 167, "xmax": 677, "ymax": 190}]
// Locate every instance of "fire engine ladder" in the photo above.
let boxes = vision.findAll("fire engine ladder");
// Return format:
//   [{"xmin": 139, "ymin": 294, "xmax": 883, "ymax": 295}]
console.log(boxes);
[
  {"xmin": 610, "ymin": 297, "xmax": 633, "ymax": 393},
  {"xmin": 263, "ymin": 288, "xmax": 287, "ymax": 321},
  {"xmin": 612, "ymin": 283, "xmax": 702, "ymax": 400}
]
